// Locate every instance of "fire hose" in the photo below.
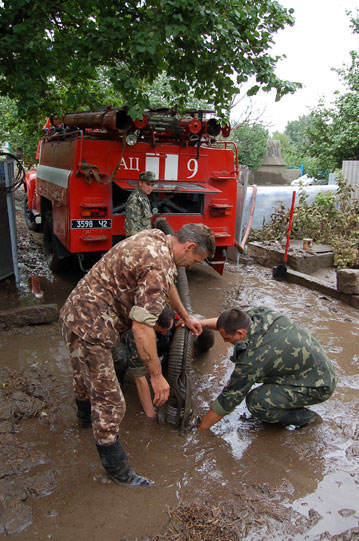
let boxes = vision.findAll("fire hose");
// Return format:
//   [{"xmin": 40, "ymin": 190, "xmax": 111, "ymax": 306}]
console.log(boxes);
[{"xmin": 154, "ymin": 218, "xmax": 214, "ymax": 434}]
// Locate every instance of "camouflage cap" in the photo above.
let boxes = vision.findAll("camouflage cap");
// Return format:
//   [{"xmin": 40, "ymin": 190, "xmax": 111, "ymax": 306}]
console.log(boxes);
[{"xmin": 139, "ymin": 171, "xmax": 156, "ymax": 183}]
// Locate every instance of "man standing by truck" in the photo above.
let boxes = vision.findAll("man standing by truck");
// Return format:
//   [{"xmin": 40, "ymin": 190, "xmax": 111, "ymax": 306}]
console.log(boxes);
[
  {"xmin": 124, "ymin": 170, "xmax": 156, "ymax": 237},
  {"xmin": 59, "ymin": 224, "xmax": 215, "ymax": 487}
]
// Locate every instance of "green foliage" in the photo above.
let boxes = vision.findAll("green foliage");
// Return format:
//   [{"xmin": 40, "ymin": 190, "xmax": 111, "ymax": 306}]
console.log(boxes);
[
  {"xmin": 272, "ymin": 116, "xmax": 329, "ymax": 178},
  {"xmin": 301, "ymin": 36, "xmax": 359, "ymax": 171},
  {"xmin": 249, "ymin": 174, "xmax": 359, "ymax": 269},
  {"xmin": 0, "ymin": 0, "xmax": 301, "ymax": 121},
  {"xmin": 0, "ymin": 96, "xmax": 40, "ymax": 166},
  {"xmin": 143, "ymin": 72, "xmax": 210, "ymax": 110},
  {"xmin": 271, "ymin": 14, "xmax": 359, "ymax": 176},
  {"xmin": 271, "ymin": 131, "xmax": 302, "ymax": 169},
  {"xmin": 231, "ymin": 122, "xmax": 269, "ymax": 170},
  {"xmin": 284, "ymin": 115, "xmax": 312, "ymax": 149}
]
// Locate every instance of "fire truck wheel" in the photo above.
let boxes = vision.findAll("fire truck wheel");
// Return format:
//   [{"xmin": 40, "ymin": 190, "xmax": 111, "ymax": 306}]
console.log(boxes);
[
  {"xmin": 24, "ymin": 194, "xmax": 41, "ymax": 232},
  {"xmin": 43, "ymin": 213, "xmax": 65, "ymax": 273}
]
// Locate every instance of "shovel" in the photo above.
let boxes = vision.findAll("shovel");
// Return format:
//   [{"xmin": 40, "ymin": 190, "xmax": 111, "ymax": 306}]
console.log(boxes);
[{"xmin": 273, "ymin": 190, "xmax": 296, "ymax": 281}]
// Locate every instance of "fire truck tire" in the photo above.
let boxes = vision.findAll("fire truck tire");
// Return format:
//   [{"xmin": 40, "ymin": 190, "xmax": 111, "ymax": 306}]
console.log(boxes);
[
  {"xmin": 43, "ymin": 213, "xmax": 65, "ymax": 273},
  {"xmin": 24, "ymin": 194, "xmax": 41, "ymax": 232}
]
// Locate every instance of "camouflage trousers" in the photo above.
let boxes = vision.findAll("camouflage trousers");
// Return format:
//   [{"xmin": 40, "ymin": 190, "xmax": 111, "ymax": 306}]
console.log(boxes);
[
  {"xmin": 60, "ymin": 320, "xmax": 126, "ymax": 445},
  {"xmin": 245, "ymin": 383, "xmax": 335, "ymax": 424}
]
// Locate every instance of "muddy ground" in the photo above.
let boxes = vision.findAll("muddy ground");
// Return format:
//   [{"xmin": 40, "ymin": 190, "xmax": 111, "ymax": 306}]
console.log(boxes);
[{"xmin": 0, "ymin": 191, "xmax": 359, "ymax": 540}]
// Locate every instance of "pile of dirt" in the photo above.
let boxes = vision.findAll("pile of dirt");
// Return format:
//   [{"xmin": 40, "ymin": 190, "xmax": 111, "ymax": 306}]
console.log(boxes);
[{"xmin": 0, "ymin": 365, "xmax": 65, "ymax": 536}]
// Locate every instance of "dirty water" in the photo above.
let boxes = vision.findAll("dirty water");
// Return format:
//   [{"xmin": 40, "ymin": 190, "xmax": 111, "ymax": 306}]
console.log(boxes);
[{"xmin": 1, "ymin": 213, "xmax": 359, "ymax": 539}]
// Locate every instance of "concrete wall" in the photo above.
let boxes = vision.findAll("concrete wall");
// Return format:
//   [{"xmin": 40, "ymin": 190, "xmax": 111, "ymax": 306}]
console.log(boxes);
[
  {"xmin": 252, "ymin": 168, "xmax": 301, "ymax": 185},
  {"xmin": 342, "ymin": 161, "xmax": 359, "ymax": 200},
  {"xmin": 251, "ymin": 139, "xmax": 301, "ymax": 185}
]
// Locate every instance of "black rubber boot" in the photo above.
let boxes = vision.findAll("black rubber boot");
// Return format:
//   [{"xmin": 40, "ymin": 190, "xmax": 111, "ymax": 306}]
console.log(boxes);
[
  {"xmin": 114, "ymin": 364, "xmax": 128, "ymax": 387},
  {"xmin": 75, "ymin": 399, "xmax": 92, "ymax": 428},
  {"xmin": 278, "ymin": 408, "xmax": 321, "ymax": 429},
  {"xmin": 96, "ymin": 438, "xmax": 154, "ymax": 487}
]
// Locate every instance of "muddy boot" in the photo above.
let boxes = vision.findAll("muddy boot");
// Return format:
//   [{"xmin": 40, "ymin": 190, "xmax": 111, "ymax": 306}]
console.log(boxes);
[
  {"xmin": 75, "ymin": 399, "xmax": 92, "ymax": 429},
  {"xmin": 279, "ymin": 408, "xmax": 321, "ymax": 429},
  {"xmin": 96, "ymin": 438, "xmax": 154, "ymax": 487}
]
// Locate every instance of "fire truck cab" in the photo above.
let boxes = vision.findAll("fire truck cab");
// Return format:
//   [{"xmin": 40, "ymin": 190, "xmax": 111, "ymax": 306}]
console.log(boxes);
[{"xmin": 24, "ymin": 107, "xmax": 239, "ymax": 274}]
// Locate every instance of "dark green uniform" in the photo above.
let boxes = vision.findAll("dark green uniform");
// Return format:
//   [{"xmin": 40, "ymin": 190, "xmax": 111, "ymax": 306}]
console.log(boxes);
[
  {"xmin": 124, "ymin": 189, "xmax": 152, "ymax": 237},
  {"xmin": 112, "ymin": 328, "xmax": 173, "ymax": 378},
  {"xmin": 211, "ymin": 307, "xmax": 337, "ymax": 424}
]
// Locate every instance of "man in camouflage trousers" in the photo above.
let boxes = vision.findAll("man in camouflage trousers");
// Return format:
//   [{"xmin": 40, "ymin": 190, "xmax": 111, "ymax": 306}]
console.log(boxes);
[
  {"xmin": 59, "ymin": 224, "xmax": 215, "ymax": 486},
  {"xmin": 197, "ymin": 306, "xmax": 337, "ymax": 431},
  {"xmin": 124, "ymin": 170, "xmax": 155, "ymax": 237}
]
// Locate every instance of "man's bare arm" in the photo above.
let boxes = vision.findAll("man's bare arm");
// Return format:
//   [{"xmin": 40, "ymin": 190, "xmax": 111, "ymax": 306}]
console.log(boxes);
[
  {"xmin": 131, "ymin": 320, "xmax": 170, "ymax": 406},
  {"xmin": 197, "ymin": 408, "xmax": 224, "ymax": 430},
  {"xmin": 198, "ymin": 317, "xmax": 218, "ymax": 330},
  {"xmin": 168, "ymin": 284, "xmax": 203, "ymax": 335}
]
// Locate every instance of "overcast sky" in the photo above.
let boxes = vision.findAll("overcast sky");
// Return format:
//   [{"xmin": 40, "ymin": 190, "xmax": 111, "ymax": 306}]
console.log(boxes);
[{"xmin": 232, "ymin": 0, "xmax": 359, "ymax": 134}]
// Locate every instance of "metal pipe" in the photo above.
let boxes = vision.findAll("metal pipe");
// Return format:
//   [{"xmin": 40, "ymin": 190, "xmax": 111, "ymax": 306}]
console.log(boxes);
[
  {"xmin": 52, "ymin": 108, "xmax": 132, "ymax": 131},
  {"xmin": 238, "ymin": 184, "xmax": 257, "ymax": 253},
  {"xmin": 4, "ymin": 159, "xmax": 19, "ymax": 284}
]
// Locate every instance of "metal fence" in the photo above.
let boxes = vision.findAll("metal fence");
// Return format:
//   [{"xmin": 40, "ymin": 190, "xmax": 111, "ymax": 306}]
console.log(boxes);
[
  {"xmin": 0, "ymin": 158, "xmax": 19, "ymax": 282},
  {"xmin": 342, "ymin": 161, "xmax": 359, "ymax": 201}
]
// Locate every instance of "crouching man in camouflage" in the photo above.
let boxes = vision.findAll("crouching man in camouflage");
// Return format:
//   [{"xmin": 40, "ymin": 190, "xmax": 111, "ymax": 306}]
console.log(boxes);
[
  {"xmin": 112, "ymin": 305, "xmax": 175, "ymax": 419},
  {"xmin": 197, "ymin": 306, "xmax": 337, "ymax": 431},
  {"xmin": 59, "ymin": 224, "xmax": 215, "ymax": 486}
]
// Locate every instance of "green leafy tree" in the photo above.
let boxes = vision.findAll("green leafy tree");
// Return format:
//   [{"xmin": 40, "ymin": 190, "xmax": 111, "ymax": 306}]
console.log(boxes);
[
  {"xmin": 271, "ymin": 128, "xmax": 323, "ymax": 178},
  {"xmin": 302, "ymin": 14, "xmax": 359, "ymax": 171},
  {"xmin": 231, "ymin": 122, "xmax": 269, "ymax": 170},
  {"xmin": 0, "ymin": 0, "xmax": 301, "ymax": 121},
  {"xmin": 0, "ymin": 96, "xmax": 40, "ymax": 166},
  {"xmin": 284, "ymin": 115, "xmax": 311, "ymax": 149},
  {"xmin": 271, "ymin": 131, "xmax": 300, "ymax": 168}
]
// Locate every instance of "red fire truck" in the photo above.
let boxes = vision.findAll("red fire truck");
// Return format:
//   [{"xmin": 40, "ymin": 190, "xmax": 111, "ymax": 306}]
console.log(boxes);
[{"xmin": 24, "ymin": 107, "xmax": 239, "ymax": 274}]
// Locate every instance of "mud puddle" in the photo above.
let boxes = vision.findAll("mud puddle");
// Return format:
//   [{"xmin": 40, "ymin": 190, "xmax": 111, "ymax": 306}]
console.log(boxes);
[{"xmin": 1, "ymin": 198, "xmax": 359, "ymax": 540}]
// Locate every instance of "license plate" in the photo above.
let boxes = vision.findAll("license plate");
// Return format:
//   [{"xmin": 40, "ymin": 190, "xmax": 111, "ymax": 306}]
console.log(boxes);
[{"xmin": 71, "ymin": 219, "xmax": 112, "ymax": 229}]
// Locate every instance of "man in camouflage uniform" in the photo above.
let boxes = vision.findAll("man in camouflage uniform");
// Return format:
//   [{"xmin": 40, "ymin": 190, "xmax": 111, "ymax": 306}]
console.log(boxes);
[
  {"xmin": 197, "ymin": 306, "xmax": 337, "ymax": 431},
  {"xmin": 59, "ymin": 224, "xmax": 215, "ymax": 486},
  {"xmin": 124, "ymin": 170, "xmax": 155, "ymax": 237},
  {"xmin": 112, "ymin": 305, "xmax": 175, "ymax": 418}
]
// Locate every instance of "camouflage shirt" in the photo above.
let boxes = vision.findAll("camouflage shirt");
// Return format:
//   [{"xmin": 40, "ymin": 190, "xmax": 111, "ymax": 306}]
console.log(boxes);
[
  {"xmin": 59, "ymin": 230, "xmax": 177, "ymax": 348},
  {"xmin": 212, "ymin": 306, "xmax": 337, "ymax": 416},
  {"xmin": 125, "ymin": 189, "xmax": 152, "ymax": 237}
]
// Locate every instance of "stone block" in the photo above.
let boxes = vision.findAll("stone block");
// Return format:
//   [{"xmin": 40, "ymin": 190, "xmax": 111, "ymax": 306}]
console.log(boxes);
[
  {"xmin": 336, "ymin": 269, "xmax": 359, "ymax": 294},
  {"xmin": 0, "ymin": 304, "xmax": 59, "ymax": 328},
  {"xmin": 351, "ymin": 295, "xmax": 359, "ymax": 309},
  {"xmin": 289, "ymin": 252, "xmax": 334, "ymax": 274},
  {"xmin": 247, "ymin": 242, "xmax": 284, "ymax": 268}
]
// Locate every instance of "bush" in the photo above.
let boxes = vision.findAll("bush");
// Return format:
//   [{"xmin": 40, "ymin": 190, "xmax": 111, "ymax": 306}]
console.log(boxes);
[{"xmin": 248, "ymin": 173, "xmax": 359, "ymax": 269}]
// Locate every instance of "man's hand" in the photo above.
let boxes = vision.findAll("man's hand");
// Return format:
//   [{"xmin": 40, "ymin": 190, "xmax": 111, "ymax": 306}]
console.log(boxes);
[
  {"xmin": 197, "ymin": 408, "xmax": 224, "ymax": 430},
  {"xmin": 150, "ymin": 374, "xmax": 170, "ymax": 406},
  {"xmin": 183, "ymin": 314, "xmax": 203, "ymax": 336}
]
